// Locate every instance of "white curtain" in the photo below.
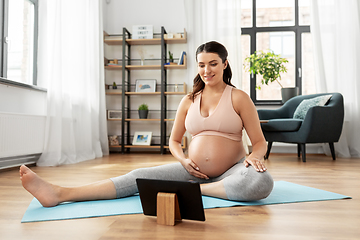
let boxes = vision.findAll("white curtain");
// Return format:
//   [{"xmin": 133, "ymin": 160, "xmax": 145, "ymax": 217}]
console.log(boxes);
[
  {"xmin": 311, "ymin": 0, "xmax": 360, "ymax": 158},
  {"xmin": 37, "ymin": 0, "xmax": 109, "ymax": 166},
  {"xmin": 184, "ymin": 0, "xmax": 251, "ymax": 153},
  {"xmin": 184, "ymin": 0, "xmax": 242, "ymax": 89}
]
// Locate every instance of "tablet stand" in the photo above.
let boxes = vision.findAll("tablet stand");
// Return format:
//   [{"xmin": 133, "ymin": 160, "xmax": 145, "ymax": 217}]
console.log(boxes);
[{"xmin": 156, "ymin": 192, "xmax": 182, "ymax": 226}]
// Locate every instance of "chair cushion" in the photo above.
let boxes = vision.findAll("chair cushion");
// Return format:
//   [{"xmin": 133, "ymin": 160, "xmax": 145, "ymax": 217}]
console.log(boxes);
[
  {"xmin": 293, "ymin": 94, "xmax": 332, "ymax": 119},
  {"xmin": 261, "ymin": 119, "xmax": 303, "ymax": 132}
]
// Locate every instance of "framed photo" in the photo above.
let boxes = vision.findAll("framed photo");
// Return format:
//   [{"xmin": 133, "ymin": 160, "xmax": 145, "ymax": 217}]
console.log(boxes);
[
  {"xmin": 135, "ymin": 79, "xmax": 156, "ymax": 93},
  {"xmin": 132, "ymin": 131, "xmax": 152, "ymax": 146},
  {"xmin": 108, "ymin": 110, "xmax": 122, "ymax": 119}
]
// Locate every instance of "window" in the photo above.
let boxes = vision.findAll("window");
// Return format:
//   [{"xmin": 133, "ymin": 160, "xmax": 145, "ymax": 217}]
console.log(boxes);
[
  {"xmin": 1, "ymin": 0, "xmax": 38, "ymax": 86},
  {"xmin": 241, "ymin": 0, "xmax": 313, "ymax": 105}
]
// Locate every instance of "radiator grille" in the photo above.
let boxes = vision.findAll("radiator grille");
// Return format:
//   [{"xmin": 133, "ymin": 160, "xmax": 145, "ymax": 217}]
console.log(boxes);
[{"xmin": 0, "ymin": 112, "xmax": 45, "ymax": 158}]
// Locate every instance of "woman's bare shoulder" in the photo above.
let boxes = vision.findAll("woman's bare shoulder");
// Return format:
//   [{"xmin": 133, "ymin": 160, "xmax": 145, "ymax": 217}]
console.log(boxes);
[
  {"xmin": 232, "ymin": 88, "xmax": 251, "ymax": 102},
  {"xmin": 178, "ymin": 95, "xmax": 193, "ymax": 112},
  {"xmin": 231, "ymin": 88, "xmax": 255, "ymax": 112}
]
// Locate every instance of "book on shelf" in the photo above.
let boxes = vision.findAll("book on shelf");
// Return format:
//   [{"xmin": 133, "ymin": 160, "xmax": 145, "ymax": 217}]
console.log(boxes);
[{"xmin": 178, "ymin": 51, "xmax": 186, "ymax": 65}]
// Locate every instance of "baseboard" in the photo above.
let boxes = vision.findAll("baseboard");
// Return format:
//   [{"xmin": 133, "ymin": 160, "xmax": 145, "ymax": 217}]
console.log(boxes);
[{"xmin": 0, "ymin": 154, "xmax": 41, "ymax": 170}]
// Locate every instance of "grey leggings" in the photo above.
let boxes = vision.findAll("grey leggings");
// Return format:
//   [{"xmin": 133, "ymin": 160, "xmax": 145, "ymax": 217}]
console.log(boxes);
[{"xmin": 110, "ymin": 158, "xmax": 274, "ymax": 201}]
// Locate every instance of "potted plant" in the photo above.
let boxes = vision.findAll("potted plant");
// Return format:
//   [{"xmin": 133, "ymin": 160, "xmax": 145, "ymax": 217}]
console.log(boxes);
[
  {"xmin": 138, "ymin": 103, "xmax": 149, "ymax": 119},
  {"xmin": 169, "ymin": 51, "xmax": 174, "ymax": 63},
  {"xmin": 244, "ymin": 50, "xmax": 298, "ymax": 103}
]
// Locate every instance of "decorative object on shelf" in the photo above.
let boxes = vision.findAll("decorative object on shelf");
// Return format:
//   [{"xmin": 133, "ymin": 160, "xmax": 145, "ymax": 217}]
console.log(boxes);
[
  {"xmin": 108, "ymin": 110, "xmax": 122, "ymax": 119},
  {"xmin": 243, "ymin": 50, "xmax": 297, "ymax": 103},
  {"xmin": 112, "ymin": 82, "xmax": 117, "ymax": 89},
  {"xmin": 137, "ymin": 47, "xmax": 147, "ymax": 65},
  {"xmin": 135, "ymin": 79, "xmax": 156, "ymax": 93},
  {"xmin": 138, "ymin": 103, "xmax": 149, "ymax": 119},
  {"xmin": 109, "ymin": 135, "xmax": 120, "ymax": 146},
  {"xmin": 169, "ymin": 51, "xmax": 174, "ymax": 63},
  {"xmin": 132, "ymin": 25, "xmax": 153, "ymax": 39},
  {"xmin": 165, "ymin": 33, "xmax": 183, "ymax": 39},
  {"xmin": 132, "ymin": 131, "xmax": 152, "ymax": 145},
  {"xmin": 165, "ymin": 33, "xmax": 174, "ymax": 38},
  {"xmin": 178, "ymin": 51, "xmax": 186, "ymax": 65},
  {"xmin": 174, "ymin": 84, "xmax": 179, "ymax": 92}
]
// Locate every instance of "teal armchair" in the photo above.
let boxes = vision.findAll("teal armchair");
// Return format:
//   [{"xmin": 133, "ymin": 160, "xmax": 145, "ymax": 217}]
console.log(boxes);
[{"xmin": 257, "ymin": 93, "xmax": 344, "ymax": 162}]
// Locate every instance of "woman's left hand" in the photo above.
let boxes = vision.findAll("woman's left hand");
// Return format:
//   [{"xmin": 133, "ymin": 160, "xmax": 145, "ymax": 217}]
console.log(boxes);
[{"xmin": 244, "ymin": 158, "xmax": 267, "ymax": 172}]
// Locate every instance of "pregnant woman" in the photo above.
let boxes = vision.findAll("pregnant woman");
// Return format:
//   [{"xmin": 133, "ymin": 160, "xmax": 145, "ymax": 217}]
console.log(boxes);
[{"xmin": 20, "ymin": 41, "xmax": 273, "ymax": 207}]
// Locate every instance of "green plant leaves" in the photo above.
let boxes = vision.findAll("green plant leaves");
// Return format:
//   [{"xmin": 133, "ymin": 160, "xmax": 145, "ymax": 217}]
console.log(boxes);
[
  {"xmin": 244, "ymin": 50, "xmax": 288, "ymax": 89},
  {"xmin": 138, "ymin": 103, "xmax": 148, "ymax": 110}
]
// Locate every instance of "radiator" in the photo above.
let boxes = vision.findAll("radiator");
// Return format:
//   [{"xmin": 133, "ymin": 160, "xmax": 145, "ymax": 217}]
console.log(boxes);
[{"xmin": 0, "ymin": 112, "xmax": 46, "ymax": 169}]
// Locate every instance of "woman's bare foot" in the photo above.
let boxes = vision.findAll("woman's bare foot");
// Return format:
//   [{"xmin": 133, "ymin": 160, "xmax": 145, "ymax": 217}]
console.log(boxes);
[{"xmin": 19, "ymin": 165, "xmax": 61, "ymax": 207}]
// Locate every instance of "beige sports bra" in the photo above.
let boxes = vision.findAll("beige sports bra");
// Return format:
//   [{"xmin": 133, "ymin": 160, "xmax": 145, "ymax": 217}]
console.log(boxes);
[{"xmin": 185, "ymin": 85, "xmax": 244, "ymax": 141}]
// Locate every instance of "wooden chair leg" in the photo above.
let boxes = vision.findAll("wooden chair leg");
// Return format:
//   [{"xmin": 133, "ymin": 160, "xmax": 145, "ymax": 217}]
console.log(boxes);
[
  {"xmin": 301, "ymin": 143, "xmax": 306, "ymax": 162},
  {"xmin": 264, "ymin": 142, "xmax": 273, "ymax": 160},
  {"xmin": 329, "ymin": 142, "xmax": 336, "ymax": 160}
]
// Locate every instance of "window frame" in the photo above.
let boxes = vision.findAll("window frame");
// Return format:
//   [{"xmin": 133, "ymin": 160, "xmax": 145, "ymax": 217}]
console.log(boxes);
[
  {"xmin": 242, "ymin": 0, "xmax": 310, "ymax": 105},
  {"xmin": 0, "ymin": 0, "xmax": 39, "ymax": 87}
]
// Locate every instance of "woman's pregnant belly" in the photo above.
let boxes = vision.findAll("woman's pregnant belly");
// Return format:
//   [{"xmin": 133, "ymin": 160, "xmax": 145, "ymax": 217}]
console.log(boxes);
[{"xmin": 188, "ymin": 135, "xmax": 246, "ymax": 178}]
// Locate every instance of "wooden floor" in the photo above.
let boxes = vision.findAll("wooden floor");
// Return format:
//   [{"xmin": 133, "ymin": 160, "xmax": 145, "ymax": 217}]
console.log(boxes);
[{"xmin": 0, "ymin": 153, "xmax": 359, "ymax": 240}]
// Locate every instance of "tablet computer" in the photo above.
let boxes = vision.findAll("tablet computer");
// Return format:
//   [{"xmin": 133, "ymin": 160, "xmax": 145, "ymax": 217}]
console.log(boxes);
[{"xmin": 136, "ymin": 178, "xmax": 205, "ymax": 221}]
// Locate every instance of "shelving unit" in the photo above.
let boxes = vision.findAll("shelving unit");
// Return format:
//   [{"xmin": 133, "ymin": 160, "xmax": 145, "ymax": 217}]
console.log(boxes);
[{"xmin": 104, "ymin": 27, "xmax": 187, "ymax": 153}]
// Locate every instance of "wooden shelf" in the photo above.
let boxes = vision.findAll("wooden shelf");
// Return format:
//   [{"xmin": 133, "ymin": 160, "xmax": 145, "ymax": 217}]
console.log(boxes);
[
  {"xmin": 165, "ymin": 64, "xmax": 186, "ymax": 69},
  {"xmin": 125, "ymin": 65, "xmax": 160, "ymax": 70},
  {"xmin": 125, "ymin": 118, "xmax": 160, "ymax": 122},
  {"xmin": 107, "ymin": 91, "xmax": 186, "ymax": 95},
  {"xmin": 109, "ymin": 136, "xmax": 187, "ymax": 150},
  {"xmin": 104, "ymin": 31, "xmax": 123, "ymax": 45},
  {"xmin": 124, "ymin": 118, "xmax": 175, "ymax": 122},
  {"xmin": 105, "ymin": 65, "xmax": 122, "ymax": 70},
  {"xmin": 104, "ymin": 39, "xmax": 122, "ymax": 45},
  {"xmin": 106, "ymin": 91, "xmax": 122, "ymax": 95},
  {"xmin": 126, "ymin": 29, "xmax": 187, "ymax": 45},
  {"xmin": 104, "ymin": 29, "xmax": 187, "ymax": 46},
  {"xmin": 164, "ymin": 92, "xmax": 186, "ymax": 95},
  {"xmin": 125, "ymin": 92, "xmax": 160, "ymax": 95},
  {"xmin": 105, "ymin": 55, "xmax": 186, "ymax": 71}
]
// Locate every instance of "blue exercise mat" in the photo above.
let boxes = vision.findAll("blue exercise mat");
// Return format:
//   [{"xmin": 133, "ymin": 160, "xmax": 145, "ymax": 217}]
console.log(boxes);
[{"xmin": 21, "ymin": 181, "xmax": 351, "ymax": 223}]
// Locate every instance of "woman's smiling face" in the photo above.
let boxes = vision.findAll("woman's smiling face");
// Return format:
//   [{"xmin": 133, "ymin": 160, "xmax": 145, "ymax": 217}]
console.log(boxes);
[{"xmin": 197, "ymin": 52, "xmax": 227, "ymax": 87}]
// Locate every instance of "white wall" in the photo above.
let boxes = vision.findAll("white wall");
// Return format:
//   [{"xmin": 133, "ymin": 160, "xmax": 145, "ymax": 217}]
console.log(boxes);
[{"xmin": 103, "ymin": 0, "xmax": 186, "ymax": 35}]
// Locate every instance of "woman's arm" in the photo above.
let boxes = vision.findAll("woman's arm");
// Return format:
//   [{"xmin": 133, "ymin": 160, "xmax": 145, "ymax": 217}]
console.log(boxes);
[
  {"xmin": 169, "ymin": 96, "xmax": 189, "ymax": 162},
  {"xmin": 169, "ymin": 96, "xmax": 209, "ymax": 179},
  {"xmin": 232, "ymin": 89, "xmax": 267, "ymax": 172}
]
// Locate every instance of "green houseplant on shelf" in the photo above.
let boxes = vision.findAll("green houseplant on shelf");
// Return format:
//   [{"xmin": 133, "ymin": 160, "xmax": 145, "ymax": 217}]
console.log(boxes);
[
  {"xmin": 244, "ymin": 50, "xmax": 298, "ymax": 103},
  {"xmin": 169, "ymin": 51, "xmax": 174, "ymax": 63},
  {"xmin": 138, "ymin": 103, "xmax": 149, "ymax": 119}
]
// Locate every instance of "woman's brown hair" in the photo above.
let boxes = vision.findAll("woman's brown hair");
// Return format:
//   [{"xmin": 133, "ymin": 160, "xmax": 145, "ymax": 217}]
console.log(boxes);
[{"xmin": 188, "ymin": 41, "xmax": 235, "ymax": 101}]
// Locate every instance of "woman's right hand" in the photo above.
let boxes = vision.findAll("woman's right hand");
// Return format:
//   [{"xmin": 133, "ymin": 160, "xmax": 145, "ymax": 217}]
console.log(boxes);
[{"xmin": 181, "ymin": 158, "xmax": 209, "ymax": 179}]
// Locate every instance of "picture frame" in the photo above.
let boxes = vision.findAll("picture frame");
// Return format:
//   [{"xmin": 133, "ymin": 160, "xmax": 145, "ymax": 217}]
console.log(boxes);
[
  {"xmin": 107, "ymin": 110, "xmax": 122, "ymax": 119},
  {"xmin": 132, "ymin": 131, "xmax": 152, "ymax": 146},
  {"xmin": 135, "ymin": 79, "xmax": 157, "ymax": 93}
]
